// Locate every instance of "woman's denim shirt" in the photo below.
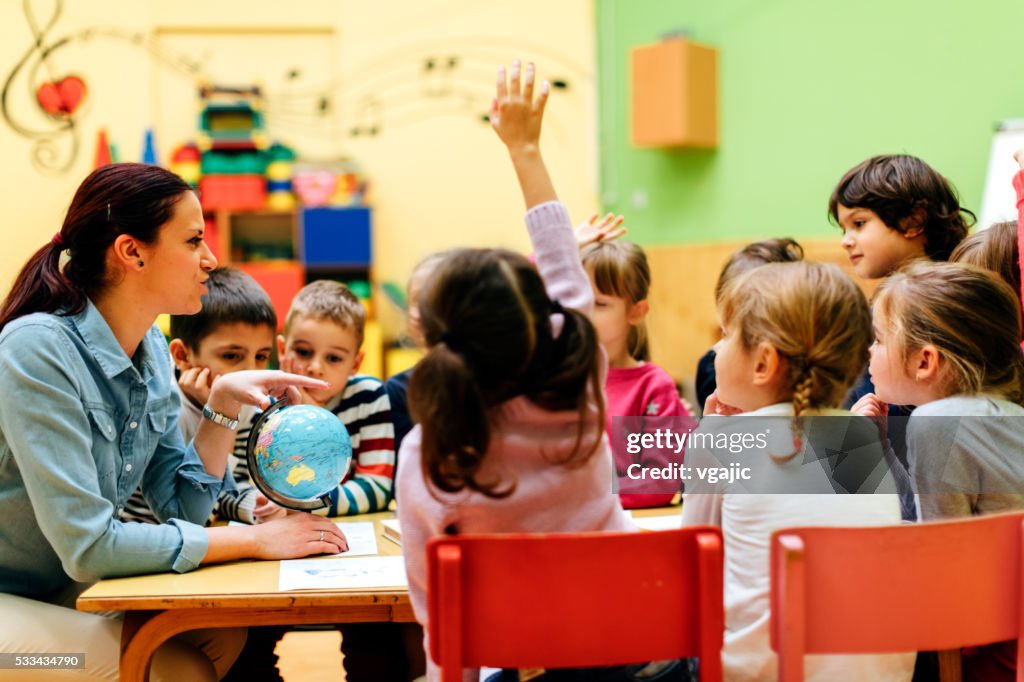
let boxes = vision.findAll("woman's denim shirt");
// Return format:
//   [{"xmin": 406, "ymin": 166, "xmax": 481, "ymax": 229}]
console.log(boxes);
[{"xmin": 0, "ymin": 301, "xmax": 229, "ymax": 596}]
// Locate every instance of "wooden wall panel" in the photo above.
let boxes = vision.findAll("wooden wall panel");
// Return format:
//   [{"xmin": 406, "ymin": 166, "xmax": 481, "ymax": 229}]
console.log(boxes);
[{"xmin": 645, "ymin": 239, "xmax": 878, "ymax": 396}]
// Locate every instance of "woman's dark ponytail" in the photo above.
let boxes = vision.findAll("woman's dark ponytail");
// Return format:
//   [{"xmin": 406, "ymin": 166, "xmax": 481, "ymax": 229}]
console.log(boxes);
[{"xmin": 0, "ymin": 239, "xmax": 82, "ymax": 332}]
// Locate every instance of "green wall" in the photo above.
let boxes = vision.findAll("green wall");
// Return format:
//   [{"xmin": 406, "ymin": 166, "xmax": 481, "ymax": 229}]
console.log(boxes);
[{"xmin": 597, "ymin": 0, "xmax": 1024, "ymax": 245}]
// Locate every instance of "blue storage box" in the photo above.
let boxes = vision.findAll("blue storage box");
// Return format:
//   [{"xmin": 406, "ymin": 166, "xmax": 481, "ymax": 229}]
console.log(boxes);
[{"xmin": 299, "ymin": 207, "xmax": 371, "ymax": 268}]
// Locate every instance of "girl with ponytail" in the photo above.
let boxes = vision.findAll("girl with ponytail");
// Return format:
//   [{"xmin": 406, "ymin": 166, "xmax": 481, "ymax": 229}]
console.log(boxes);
[
  {"xmin": 397, "ymin": 62, "xmax": 652, "ymax": 682},
  {"xmin": 682, "ymin": 261, "xmax": 913, "ymax": 681},
  {"xmin": 0, "ymin": 163, "xmax": 346, "ymax": 681}
]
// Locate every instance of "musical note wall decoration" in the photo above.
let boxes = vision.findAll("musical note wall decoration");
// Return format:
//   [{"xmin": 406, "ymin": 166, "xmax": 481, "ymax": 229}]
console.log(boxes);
[
  {"xmin": 2, "ymin": 0, "xmax": 199, "ymax": 174},
  {"xmin": 260, "ymin": 40, "xmax": 583, "ymax": 146},
  {"xmin": 2, "ymin": 0, "xmax": 588, "ymax": 172}
]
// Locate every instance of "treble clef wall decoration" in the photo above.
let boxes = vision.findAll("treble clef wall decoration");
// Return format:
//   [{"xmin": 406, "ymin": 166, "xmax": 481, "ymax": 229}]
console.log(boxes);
[{"xmin": 1, "ymin": 0, "xmax": 86, "ymax": 174}]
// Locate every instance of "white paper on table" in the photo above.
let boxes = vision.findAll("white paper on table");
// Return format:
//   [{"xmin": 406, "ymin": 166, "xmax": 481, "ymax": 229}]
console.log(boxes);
[
  {"xmin": 278, "ymin": 555, "xmax": 408, "ymax": 591},
  {"xmin": 229, "ymin": 521, "xmax": 377, "ymax": 555},
  {"xmin": 632, "ymin": 514, "xmax": 681, "ymax": 531},
  {"xmin": 334, "ymin": 521, "xmax": 378, "ymax": 556}
]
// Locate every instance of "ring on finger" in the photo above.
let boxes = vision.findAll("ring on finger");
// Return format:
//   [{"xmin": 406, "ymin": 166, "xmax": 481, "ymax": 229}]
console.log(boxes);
[{"xmin": 319, "ymin": 530, "xmax": 325, "ymax": 542}]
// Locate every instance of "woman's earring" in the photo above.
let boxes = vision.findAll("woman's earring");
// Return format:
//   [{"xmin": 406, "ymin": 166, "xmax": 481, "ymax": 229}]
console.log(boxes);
[{"xmin": 137, "ymin": 260, "xmax": 144, "ymax": 267}]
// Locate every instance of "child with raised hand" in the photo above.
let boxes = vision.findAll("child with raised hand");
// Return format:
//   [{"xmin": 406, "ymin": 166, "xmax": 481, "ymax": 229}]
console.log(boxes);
[
  {"xmin": 398, "ymin": 61, "xmax": 668, "ymax": 682},
  {"xmin": 682, "ymin": 261, "xmax": 913, "ymax": 682},
  {"xmin": 580, "ymin": 238, "xmax": 691, "ymax": 508},
  {"xmin": 120, "ymin": 266, "xmax": 277, "ymax": 525},
  {"xmin": 860, "ymin": 262, "xmax": 1024, "ymax": 681}
]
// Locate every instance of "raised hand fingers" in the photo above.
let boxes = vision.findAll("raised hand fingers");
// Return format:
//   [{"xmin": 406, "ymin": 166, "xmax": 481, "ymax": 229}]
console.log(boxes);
[
  {"xmin": 522, "ymin": 61, "xmax": 535, "ymax": 102},
  {"xmin": 509, "ymin": 59, "xmax": 521, "ymax": 97},
  {"xmin": 534, "ymin": 79, "xmax": 550, "ymax": 116},
  {"xmin": 496, "ymin": 64, "xmax": 508, "ymax": 101}
]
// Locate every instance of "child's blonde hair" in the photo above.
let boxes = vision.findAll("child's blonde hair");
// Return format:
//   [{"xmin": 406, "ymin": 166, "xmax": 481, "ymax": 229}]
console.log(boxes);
[
  {"xmin": 284, "ymin": 280, "xmax": 366, "ymax": 346},
  {"xmin": 874, "ymin": 261, "xmax": 1024, "ymax": 405},
  {"xmin": 949, "ymin": 221, "xmax": 1021, "ymax": 308},
  {"xmin": 580, "ymin": 240, "xmax": 651, "ymax": 361},
  {"xmin": 718, "ymin": 261, "xmax": 871, "ymax": 418}
]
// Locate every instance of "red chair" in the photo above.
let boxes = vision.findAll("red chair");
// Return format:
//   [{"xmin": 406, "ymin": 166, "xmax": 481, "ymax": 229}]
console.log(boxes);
[
  {"xmin": 771, "ymin": 512, "xmax": 1024, "ymax": 681},
  {"xmin": 427, "ymin": 527, "xmax": 724, "ymax": 682}
]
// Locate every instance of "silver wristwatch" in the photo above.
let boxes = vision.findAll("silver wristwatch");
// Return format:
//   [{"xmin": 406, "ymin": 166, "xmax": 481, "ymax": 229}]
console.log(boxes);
[{"xmin": 202, "ymin": 404, "xmax": 240, "ymax": 430}]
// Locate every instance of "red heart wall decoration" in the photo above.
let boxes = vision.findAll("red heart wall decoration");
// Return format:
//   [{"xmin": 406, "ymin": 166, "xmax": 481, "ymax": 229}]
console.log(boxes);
[{"xmin": 36, "ymin": 75, "xmax": 87, "ymax": 117}]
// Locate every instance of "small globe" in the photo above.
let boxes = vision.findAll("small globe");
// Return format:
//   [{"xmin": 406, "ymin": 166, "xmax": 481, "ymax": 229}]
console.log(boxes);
[{"xmin": 246, "ymin": 401, "xmax": 352, "ymax": 511}]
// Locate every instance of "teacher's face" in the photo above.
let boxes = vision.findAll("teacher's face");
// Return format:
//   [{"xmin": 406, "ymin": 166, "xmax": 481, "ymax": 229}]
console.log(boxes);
[{"xmin": 141, "ymin": 192, "xmax": 217, "ymax": 314}]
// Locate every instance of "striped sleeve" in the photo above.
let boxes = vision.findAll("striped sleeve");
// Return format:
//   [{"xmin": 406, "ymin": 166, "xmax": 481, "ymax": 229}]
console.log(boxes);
[{"xmin": 323, "ymin": 375, "xmax": 396, "ymax": 516}]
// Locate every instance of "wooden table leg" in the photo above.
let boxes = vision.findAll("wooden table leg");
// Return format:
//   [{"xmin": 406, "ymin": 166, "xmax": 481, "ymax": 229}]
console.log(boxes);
[{"xmin": 119, "ymin": 604, "xmax": 409, "ymax": 682}]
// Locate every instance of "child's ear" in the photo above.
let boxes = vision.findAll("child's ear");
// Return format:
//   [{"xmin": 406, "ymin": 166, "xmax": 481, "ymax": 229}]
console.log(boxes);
[
  {"xmin": 350, "ymin": 351, "xmax": 365, "ymax": 376},
  {"xmin": 899, "ymin": 207, "xmax": 927, "ymax": 239},
  {"xmin": 168, "ymin": 339, "xmax": 193, "ymax": 371},
  {"xmin": 751, "ymin": 341, "xmax": 782, "ymax": 387},
  {"xmin": 276, "ymin": 334, "xmax": 287, "ymax": 357},
  {"xmin": 911, "ymin": 344, "xmax": 941, "ymax": 382},
  {"xmin": 626, "ymin": 300, "xmax": 650, "ymax": 325}
]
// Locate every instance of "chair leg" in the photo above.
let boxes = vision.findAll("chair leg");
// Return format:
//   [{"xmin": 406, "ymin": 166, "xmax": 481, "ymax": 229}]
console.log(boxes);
[{"xmin": 936, "ymin": 649, "xmax": 962, "ymax": 682}]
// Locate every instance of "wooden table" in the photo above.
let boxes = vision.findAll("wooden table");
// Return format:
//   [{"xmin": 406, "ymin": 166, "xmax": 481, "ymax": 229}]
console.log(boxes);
[{"xmin": 76, "ymin": 511, "xmax": 411, "ymax": 682}]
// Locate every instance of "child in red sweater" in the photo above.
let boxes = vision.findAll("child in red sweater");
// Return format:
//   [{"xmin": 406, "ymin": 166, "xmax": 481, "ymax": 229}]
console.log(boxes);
[{"xmin": 580, "ymin": 239, "xmax": 692, "ymax": 508}]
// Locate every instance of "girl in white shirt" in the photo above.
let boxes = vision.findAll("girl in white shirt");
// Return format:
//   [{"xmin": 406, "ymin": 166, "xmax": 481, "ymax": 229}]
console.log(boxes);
[{"xmin": 682, "ymin": 261, "xmax": 913, "ymax": 682}]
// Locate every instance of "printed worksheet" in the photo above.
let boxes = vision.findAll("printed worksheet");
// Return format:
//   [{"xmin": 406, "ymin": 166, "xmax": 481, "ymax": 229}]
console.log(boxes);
[
  {"xmin": 334, "ymin": 521, "xmax": 378, "ymax": 556},
  {"xmin": 229, "ymin": 521, "xmax": 378, "ymax": 556},
  {"xmin": 278, "ymin": 556, "xmax": 408, "ymax": 591}
]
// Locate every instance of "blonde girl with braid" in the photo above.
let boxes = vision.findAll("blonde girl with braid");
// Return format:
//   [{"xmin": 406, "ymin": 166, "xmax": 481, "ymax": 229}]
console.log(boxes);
[{"xmin": 682, "ymin": 261, "xmax": 912, "ymax": 682}]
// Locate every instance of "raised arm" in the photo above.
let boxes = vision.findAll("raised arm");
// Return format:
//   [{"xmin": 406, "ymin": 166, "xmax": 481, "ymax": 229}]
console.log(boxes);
[
  {"xmin": 491, "ymin": 60, "xmax": 593, "ymax": 316},
  {"xmin": 490, "ymin": 60, "xmax": 553, "ymax": 209}
]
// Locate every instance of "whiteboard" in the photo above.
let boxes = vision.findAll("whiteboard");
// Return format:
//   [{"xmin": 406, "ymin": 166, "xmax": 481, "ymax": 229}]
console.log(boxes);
[{"xmin": 979, "ymin": 120, "xmax": 1024, "ymax": 229}]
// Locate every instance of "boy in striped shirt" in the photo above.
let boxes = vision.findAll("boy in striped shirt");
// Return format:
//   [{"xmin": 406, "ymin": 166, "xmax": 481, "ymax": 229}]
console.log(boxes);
[
  {"xmin": 229, "ymin": 280, "xmax": 397, "ymax": 682},
  {"xmin": 266, "ymin": 279, "xmax": 396, "ymax": 517}
]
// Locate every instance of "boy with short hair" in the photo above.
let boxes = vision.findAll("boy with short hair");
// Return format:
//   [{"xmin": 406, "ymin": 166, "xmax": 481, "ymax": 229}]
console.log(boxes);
[
  {"xmin": 228, "ymin": 280, "xmax": 399, "ymax": 682},
  {"xmin": 274, "ymin": 279, "xmax": 395, "ymax": 516},
  {"xmin": 119, "ymin": 267, "xmax": 277, "ymax": 525}
]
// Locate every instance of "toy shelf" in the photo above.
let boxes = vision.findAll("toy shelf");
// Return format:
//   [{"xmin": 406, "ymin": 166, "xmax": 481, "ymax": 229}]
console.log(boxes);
[{"xmin": 201, "ymin": 205, "xmax": 382, "ymax": 377}]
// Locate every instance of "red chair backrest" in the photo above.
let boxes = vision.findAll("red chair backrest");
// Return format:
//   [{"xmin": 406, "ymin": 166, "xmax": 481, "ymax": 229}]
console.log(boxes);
[
  {"xmin": 427, "ymin": 528, "xmax": 724, "ymax": 681},
  {"xmin": 771, "ymin": 513, "xmax": 1024, "ymax": 680}
]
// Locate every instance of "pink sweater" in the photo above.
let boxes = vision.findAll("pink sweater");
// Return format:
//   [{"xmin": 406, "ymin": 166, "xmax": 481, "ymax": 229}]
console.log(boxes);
[
  {"xmin": 396, "ymin": 202, "xmax": 636, "ymax": 682},
  {"xmin": 606, "ymin": 363, "xmax": 691, "ymax": 508}
]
